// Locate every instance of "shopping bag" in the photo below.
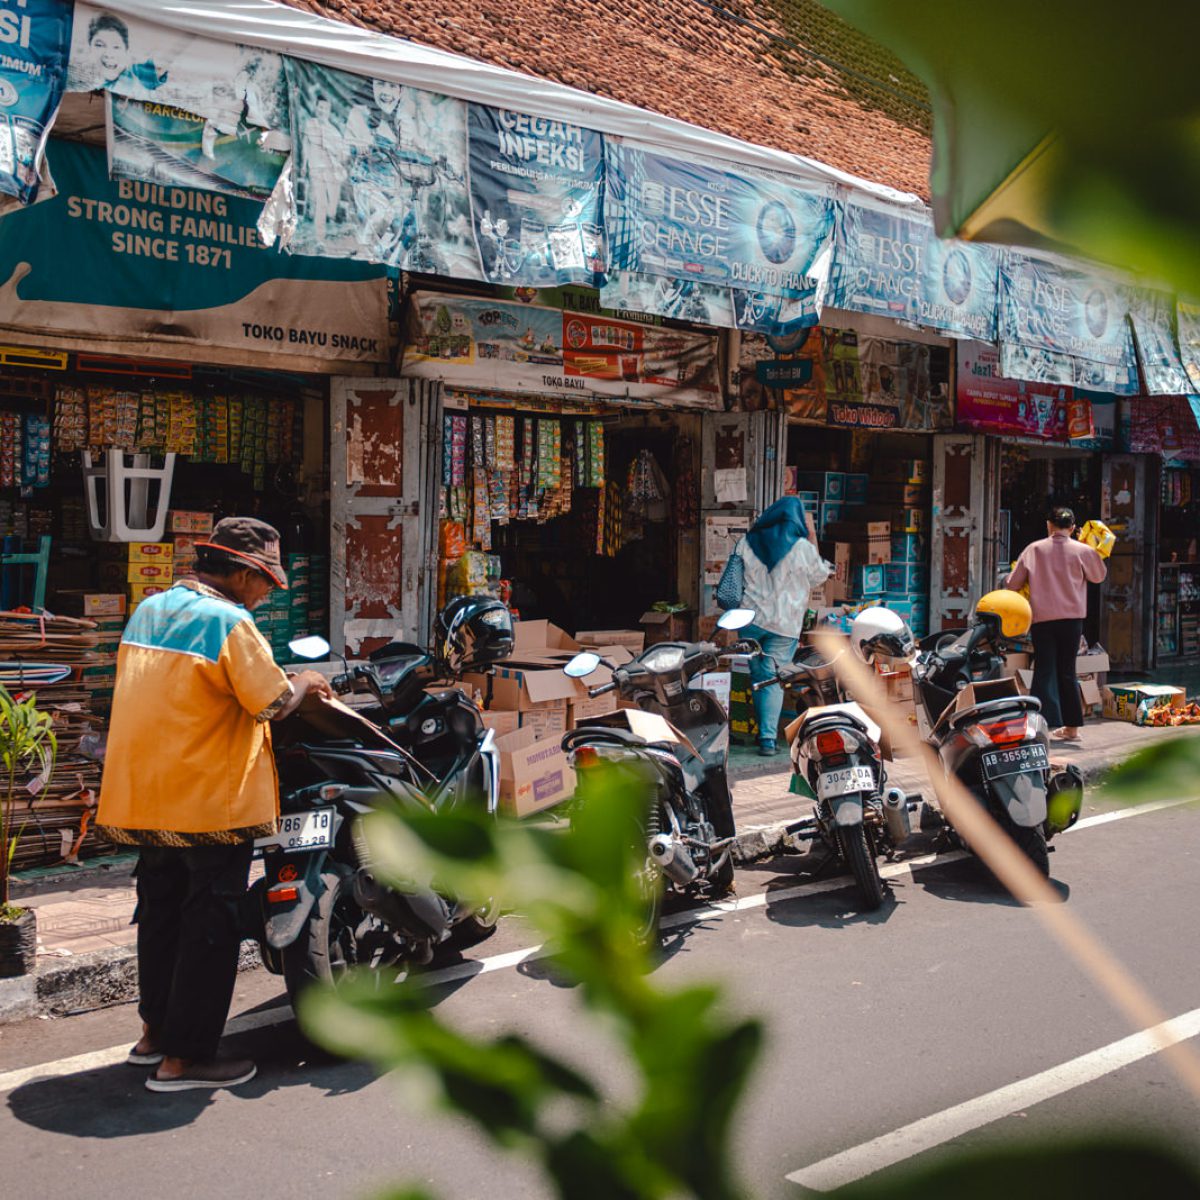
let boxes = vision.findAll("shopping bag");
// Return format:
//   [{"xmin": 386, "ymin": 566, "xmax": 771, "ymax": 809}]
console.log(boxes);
[
  {"xmin": 715, "ymin": 547, "xmax": 745, "ymax": 611},
  {"xmin": 1078, "ymin": 519, "xmax": 1116, "ymax": 559}
]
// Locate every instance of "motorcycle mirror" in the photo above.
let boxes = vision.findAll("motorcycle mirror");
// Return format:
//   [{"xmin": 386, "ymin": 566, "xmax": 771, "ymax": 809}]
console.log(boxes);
[
  {"xmin": 718, "ymin": 608, "xmax": 756, "ymax": 631},
  {"xmin": 563, "ymin": 651, "xmax": 601, "ymax": 679},
  {"xmin": 288, "ymin": 635, "xmax": 332, "ymax": 660}
]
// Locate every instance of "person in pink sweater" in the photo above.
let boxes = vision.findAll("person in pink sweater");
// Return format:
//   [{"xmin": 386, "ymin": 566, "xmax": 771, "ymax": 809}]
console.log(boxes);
[{"xmin": 1006, "ymin": 506, "xmax": 1107, "ymax": 742}]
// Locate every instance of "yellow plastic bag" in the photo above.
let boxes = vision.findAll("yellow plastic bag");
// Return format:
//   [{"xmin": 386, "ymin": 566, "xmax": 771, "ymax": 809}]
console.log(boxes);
[
  {"xmin": 1009, "ymin": 561, "xmax": 1030, "ymax": 602},
  {"xmin": 1078, "ymin": 519, "xmax": 1116, "ymax": 559}
]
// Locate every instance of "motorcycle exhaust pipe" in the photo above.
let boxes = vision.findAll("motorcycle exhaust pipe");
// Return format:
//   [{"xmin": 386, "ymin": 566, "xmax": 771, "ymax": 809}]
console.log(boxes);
[
  {"xmin": 353, "ymin": 869, "xmax": 452, "ymax": 942},
  {"xmin": 883, "ymin": 787, "xmax": 912, "ymax": 843},
  {"xmin": 649, "ymin": 833, "xmax": 699, "ymax": 887}
]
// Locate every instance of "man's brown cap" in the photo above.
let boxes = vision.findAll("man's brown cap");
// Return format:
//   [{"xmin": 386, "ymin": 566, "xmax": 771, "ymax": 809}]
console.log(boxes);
[{"xmin": 195, "ymin": 517, "xmax": 288, "ymax": 590}]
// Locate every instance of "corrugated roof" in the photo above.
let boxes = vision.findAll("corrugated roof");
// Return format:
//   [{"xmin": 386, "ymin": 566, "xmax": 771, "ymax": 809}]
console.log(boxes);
[{"xmin": 282, "ymin": 0, "xmax": 932, "ymax": 196}]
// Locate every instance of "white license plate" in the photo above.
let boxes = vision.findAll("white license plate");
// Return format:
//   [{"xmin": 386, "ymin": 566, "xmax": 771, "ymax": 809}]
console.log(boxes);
[
  {"xmin": 981, "ymin": 744, "xmax": 1049, "ymax": 779},
  {"xmin": 818, "ymin": 765, "xmax": 875, "ymax": 799},
  {"xmin": 254, "ymin": 806, "xmax": 336, "ymax": 855}
]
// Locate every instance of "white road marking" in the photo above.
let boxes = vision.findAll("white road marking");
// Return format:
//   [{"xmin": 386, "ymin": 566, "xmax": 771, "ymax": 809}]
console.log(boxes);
[
  {"xmin": 0, "ymin": 795, "xmax": 1191, "ymax": 1096},
  {"xmin": 785, "ymin": 1006, "xmax": 1200, "ymax": 1192}
]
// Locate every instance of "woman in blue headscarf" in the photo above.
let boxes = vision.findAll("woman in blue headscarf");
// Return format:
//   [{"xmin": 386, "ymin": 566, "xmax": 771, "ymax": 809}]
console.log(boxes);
[{"xmin": 735, "ymin": 497, "xmax": 832, "ymax": 755}]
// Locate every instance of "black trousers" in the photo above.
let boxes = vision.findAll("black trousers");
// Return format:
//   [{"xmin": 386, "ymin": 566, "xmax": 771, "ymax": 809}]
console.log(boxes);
[
  {"xmin": 134, "ymin": 842, "xmax": 253, "ymax": 1062},
  {"xmin": 1030, "ymin": 618, "xmax": 1084, "ymax": 729}
]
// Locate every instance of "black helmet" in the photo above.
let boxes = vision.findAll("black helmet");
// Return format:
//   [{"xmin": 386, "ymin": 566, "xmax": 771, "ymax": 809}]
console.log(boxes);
[{"xmin": 435, "ymin": 595, "xmax": 514, "ymax": 673}]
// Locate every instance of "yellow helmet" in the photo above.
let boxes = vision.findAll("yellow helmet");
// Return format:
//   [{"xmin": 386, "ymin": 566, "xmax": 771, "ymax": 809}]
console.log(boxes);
[{"xmin": 976, "ymin": 589, "xmax": 1032, "ymax": 639}]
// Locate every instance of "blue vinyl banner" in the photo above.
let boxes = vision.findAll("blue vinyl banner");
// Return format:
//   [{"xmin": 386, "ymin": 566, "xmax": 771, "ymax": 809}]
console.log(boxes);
[
  {"xmin": 604, "ymin": 140, "xmax": 833, "ymax": 299},
  {"xmin": 0, "ymin": 0, "xmax": 72, "ymax": 203},
  {"xmin": 1174, "ymin": 300, "xmax": 1200, "ymax": 393},
  {"xmin": 997, "ymin": 251, "xmax": 1139, "ymax": 392},
  {"xmin": 1128, "ymin": 287, "xmax": 1190, "ymax": 394},
  {"xmin": 827, "ymin": 200, "xmax": 999, "ymax": 340},
  {"xmin": 467, "ymin": 103, "xmax": 604, "ymax": 287}
]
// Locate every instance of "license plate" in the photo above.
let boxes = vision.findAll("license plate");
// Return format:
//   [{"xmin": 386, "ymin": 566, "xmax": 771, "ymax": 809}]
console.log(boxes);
[
  {"xmin": 818, "ymin": 765, "xmax": 875, "ymax": 799},
  {"xmin": 253, "ymin": 806, "xmax": 336, "ymax": 855},
  {"xmin": 981, "ymin": 744, "xmax": 1049, "ymax": 780}
]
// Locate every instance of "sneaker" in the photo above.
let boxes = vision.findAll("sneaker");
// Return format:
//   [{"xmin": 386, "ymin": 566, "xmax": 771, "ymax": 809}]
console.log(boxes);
[
  {"xmin": 758, "ymin": 740, "xmax": 779, "ymax": 757},
  {"xmin": 145, "ymin": 1058, "xmax": 257, "ymax": 1093}
]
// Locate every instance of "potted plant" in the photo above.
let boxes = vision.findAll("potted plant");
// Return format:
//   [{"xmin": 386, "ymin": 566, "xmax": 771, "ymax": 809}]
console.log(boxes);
[{"xmin": 0, "ymin": 684, "xmax": 57, "ymax": 977}]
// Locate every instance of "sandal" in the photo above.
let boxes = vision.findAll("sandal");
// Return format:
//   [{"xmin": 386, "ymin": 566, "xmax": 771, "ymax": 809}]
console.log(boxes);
[{"xmin": 127, "ymin": 1045, "xmax": 165, "ymax": 1067}]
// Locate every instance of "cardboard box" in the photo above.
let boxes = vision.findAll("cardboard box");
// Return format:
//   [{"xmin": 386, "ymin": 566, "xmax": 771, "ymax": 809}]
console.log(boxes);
[
  {"xmin": 946, "ymin": 676, "xmax": 1024, "ymax": 720},
  {"xmin": 689, "ymin": 670, "xmax": 732, "ymax": 711},
  {"xmin": 843, "ymin": 473, "xmax": 870, "ymax": 504},
  {"xmin": 126, "ymin": 560, "xmax": 175, "ymax": 583},
  {"xmin": 890, "ymin": 532, "xmax": 928, "ymax": 563},
  {"xmin": 495, "ymin": 726, "xmax": 575, "ymax": 817},
  {"xmin": 1075, "ymin": 650, "xmax": 1110, "ymax": 676},
  {"xmin": 854, "ymin": 563, "xmax": 886, "ymax": 597},
  {"xmin": 575, "ymin": 629, "xmax": 645, "ymax": 654},
  {"xmin": 127, "ymin": 582, "xmax": 167, "ymax": 606},
  {"xmin": 512, "ymin": 619, "xmax": 580, "ymax": 657},
  {"xmin": 168, "ymin": 510, "xmax": 214, "ymax": 534},
  {"xmin": 640, "ymin": 610, "xmax": 692, "ymax": 646},
  {"xmin": 1079, "ymin": 676, "xmax": 1103, "ymax": 711},
  {"xmin": 120, "ymin": 541, "xmax": 174, "ymax": 563},
  {"xmin": 568, "ymin": 691, "xmax": 620, "ymax": 727},
  {"xmin": 520, "ymin": 701, "xmax": 570, "ymax": 741},
  {"xmin": 818, "ymin": 501, "xmax": 845, "ymax": 534},
  {"xmin": 796, "ymin": 471, "xmax": 845, "ymax": 501},
  {"xmin": 1005, "ymin": 651, "xmax": 1033, "ymax": 674},
  {"xmin": 884, "ymin": 561, "xmax": 928, "ymax": 594},
  {"xmin": 54, "ymin": 591, "xmax": 126, "ymax": 617},
  {"xmin": 824, "ymin": 521, "xmax": 890, "ymax": 564},
  {"xmin": 480, "ymin": 709, "xmax": 520, "ymax": 738},
  {"xmin": 1102, "ymin": 682, "xmax": 1186, "ymax": 723}
]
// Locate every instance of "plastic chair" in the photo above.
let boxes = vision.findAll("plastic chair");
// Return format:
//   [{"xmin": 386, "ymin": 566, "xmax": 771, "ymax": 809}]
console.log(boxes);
[
  {"xmin": 82, "ymin": 449, "xmax": 176, "ymax": 542},
  {"xmin": 0, "ymin": 534, "xmax": 51, "ymax": 612}
]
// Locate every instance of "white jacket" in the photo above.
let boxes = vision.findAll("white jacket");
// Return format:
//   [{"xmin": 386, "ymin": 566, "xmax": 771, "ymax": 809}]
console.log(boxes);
[{"xmin": 737, "ymin": 536, "xmax": 832, "ymax": 637}]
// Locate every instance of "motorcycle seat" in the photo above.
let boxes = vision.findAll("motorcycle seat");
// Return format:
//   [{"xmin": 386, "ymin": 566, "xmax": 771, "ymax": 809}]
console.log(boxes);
[
  {"xmin": 562, "ymin": 725, "xmax": 674, "ymax": 752},
  {"xmin": 793, "ymin": 702, "xmax": 881, "ymax": 745}
]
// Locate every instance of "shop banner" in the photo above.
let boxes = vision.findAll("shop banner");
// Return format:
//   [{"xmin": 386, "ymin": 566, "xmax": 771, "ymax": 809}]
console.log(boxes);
[
  {"xmin": 997, "ymin": 250, "xmax": 1139, "ymax": 391},
  {"xmin": 1072, "ymin": 389, "xmax": 1119, "ymax": 450},
  {"xmin": 0, "ymin": 0, "xmax": 72, "ymax": 204},
  {"xmin": 1177, "ymin": 299, "xmax": 1200, "ymax": 392},
  {"xmin": 468, "ymin": 103, "xmax": 604, "ymax": 287},
  {"xmin": 67, "ymin": 5, "xmax": 288, "ymax": 133},
  {"xmin": 1128, "ymin": 288, "xmax": 1190, "ymax": 394},
  {"xmin": 1127, "ymin": 395, "xmax": 1200, "ymax": 461},
  {"xmin": 956, "ymin": 341, "xmax": 1073, "ymax": 440},
  {"xmin": 0, "ymin": 139, "xmax": 388, "ymax": 364},
  {"xmin": 827, "ymin": 200, "xmax": 1000, "ymax": 341},
  {"xmin": 280, "ymin": 57, "xmax": 478, "ymax": 278},
  {"xmin": 107, "ymin": 95, "xmax": 287, "ymax": 199},
  {"xmin": 402, "ymin": 292, "xmax": 722, "ymax": 408},
  {"xmin": 604, "ymin": 140, "xmax": 833, "ymax": 299}
]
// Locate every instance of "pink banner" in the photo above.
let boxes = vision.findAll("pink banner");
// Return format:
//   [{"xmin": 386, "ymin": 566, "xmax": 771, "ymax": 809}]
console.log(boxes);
[{"xmin": 956, "ymin": 342, "xmax": 1072, "ymax": 440}]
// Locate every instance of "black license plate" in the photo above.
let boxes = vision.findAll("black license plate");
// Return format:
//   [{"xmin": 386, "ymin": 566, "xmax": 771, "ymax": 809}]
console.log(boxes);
[{"xmin": 981, "ymin": 743, "xmax": 1049, "ymax": 779}]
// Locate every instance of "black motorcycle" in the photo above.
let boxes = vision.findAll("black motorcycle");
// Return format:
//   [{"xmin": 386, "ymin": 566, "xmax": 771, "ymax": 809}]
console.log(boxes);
[
  {"xmin": 560, "ymin": 608, "xmax": 759, "ymax": 945},
  {"xmin": 912, "ymin": 617, "xmax": 1083, "ymax": 875},
  {"xmin": 247, "ymin": 596, "xmax": 514, "ymax": 1006}
]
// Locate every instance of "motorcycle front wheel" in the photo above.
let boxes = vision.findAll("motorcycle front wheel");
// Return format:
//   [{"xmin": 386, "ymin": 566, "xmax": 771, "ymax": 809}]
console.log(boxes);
[{"xmin": 836, "ymin": 821, "xmax": 886, "ymax": 910}]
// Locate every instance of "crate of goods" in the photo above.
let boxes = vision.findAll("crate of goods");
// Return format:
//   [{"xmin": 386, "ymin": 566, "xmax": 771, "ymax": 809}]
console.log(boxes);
[
  {"xmin": 891, "ymin": 508, "xmax": 925, "ymax": 533},
  {"xmin": 877, "ymin": 458, "xmax": 927, "ymax": 484},
  {"xmin": 817, "ymin": 502, "xmax": 845, "ymax": 535},
  {"xmin": 890, "ymin": 532, "xmax": 928, "ymax": 563},
  {"xmin": 796, "ymin": 471, "xmax": 845, "ymax": 501},
  {"xmin": 127, "ymin": 582, "xmax": 168, "ymax": 612},
  {"xmin": 824, "ymin": 520, "xmax": 890, "ymax": 564},
  {"xmin": 884, "ymin": 562, "xmax": 929, "ymax": 594},
  {"xmin": 843, "ymin": 473, "xmax": 869, "ymax": 505},
  {"xmin": 868, "ymin": 481, "xmax": 928, "ymax": 507},
  {"xmin": 854, "ymin": 563, "xmax": 887, "ymax": 598}
]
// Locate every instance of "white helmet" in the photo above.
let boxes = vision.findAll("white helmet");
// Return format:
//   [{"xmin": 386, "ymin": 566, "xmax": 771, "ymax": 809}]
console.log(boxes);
[{"xmin": 850, "ymin": 606, "xmax": 915, "ymax": 663}]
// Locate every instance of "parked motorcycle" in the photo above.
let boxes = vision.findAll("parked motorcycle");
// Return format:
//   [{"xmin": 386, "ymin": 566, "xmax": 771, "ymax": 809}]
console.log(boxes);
[
  {"xmin": 757, "ymin": 607, "xmax": 913, "ymax": 909},
  {"xmin": 912, "ymin": 590, "xmax": 1083, "ymax": 876},
  {"xmin": 560, "ymin": 608, "xmax": 760, "ymax": 945},
  {"xmin": 247, "ymin": 595, "xmax": 515, "ymax": 1007}
]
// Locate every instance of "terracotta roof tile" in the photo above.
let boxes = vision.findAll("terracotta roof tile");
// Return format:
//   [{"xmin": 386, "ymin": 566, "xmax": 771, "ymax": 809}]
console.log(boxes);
[{"xmin": 282, "ymin": 0, "xmax": 932, "ymax": 197}]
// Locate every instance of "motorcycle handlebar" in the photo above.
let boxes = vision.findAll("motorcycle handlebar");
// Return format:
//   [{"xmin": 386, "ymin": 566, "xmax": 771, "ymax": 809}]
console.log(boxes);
[
  {"xmin": 330, "ymin": 671, "xmax": 355, "ymax": 695},
  {"xmin": 588, "ymin": 680, "xmax": 618, "ymax": 699}
]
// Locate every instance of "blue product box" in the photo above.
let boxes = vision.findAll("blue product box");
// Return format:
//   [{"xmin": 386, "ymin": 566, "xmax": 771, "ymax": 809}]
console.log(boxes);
[
  {"xmin": 854, "ymin": 563, "xmax": 886, "ymax": 597},
  {"xmin": 818, "ymin": 501, "xmax": 845, "ymax": 534},
  {"xmin": 884, "ymin": 562, "xmax": 929, "ymax": 594},
  {"xmin": 843, "ymin": 473, "xmax": 869, "ymax": 504},
  {"xmin": 890, "ymin": 532, "xmax": 928, "ymax": 563},
  {"xmin": 797, "ymin": 471, "xmax": 845, "ymax": 501},
  {"xmin": 795, "ymin": 490, "xmax": 820, "ymax": 510}
]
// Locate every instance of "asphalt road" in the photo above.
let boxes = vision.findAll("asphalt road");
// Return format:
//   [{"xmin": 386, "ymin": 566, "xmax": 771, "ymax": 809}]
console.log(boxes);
[{"xmin": 3, "ymin": 798, "xmax": 1199, "ymax": 1200}]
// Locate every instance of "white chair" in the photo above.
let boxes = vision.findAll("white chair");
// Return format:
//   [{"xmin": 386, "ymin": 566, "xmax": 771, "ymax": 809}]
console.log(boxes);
[{"xmin": 82, "ymin": 449, "xmax": 177, "ymax": 542}]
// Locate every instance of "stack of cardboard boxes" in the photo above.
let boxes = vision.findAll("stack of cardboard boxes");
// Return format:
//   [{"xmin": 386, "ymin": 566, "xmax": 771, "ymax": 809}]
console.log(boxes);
[{"xmin": 460, "ymin": 621, "xmax": 644, "ymax": 818}]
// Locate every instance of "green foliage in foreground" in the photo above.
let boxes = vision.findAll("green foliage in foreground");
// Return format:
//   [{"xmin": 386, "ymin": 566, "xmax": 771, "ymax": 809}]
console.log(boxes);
[
  {"xmin": 299, "ymin": 767, "xmax": 1200, "ymax": 1199},
  {"xmin": 1105, "ymin": 733, "xmax": 1200, "ymax": 806}
]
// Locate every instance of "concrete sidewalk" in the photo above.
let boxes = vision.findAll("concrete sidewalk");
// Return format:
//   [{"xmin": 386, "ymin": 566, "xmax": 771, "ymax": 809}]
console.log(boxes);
[{"xmin": 2, "ymin": 717, "xmax": 1196, "ymax": 1023}]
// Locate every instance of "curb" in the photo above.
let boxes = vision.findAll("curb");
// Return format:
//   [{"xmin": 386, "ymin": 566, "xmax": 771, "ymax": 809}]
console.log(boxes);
[
  {"xmin": 729, "ymin": 749, "xmax": 1129, "ymax": 866},
  {"xmin": 0, "ymin": 941, "xmax": 263, "ymax": 1026}
]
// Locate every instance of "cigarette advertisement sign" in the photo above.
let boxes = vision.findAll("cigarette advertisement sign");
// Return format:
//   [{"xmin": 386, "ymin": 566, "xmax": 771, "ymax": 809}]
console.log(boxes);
[
  {"xmin": 0, "ymin": 0, "xmax": 72, "ymax": 204},
  {"xmin": 604, "ymin": 140, "xmax": 833, "ymax": 300},
  {"xmin": 0, "ymin": 139, "xmax": 388, "ymax": 366},
  {"xmin": 402, "ymin": 292, "xmax": 722, "ymax": 408},
  {"xmin": 956, "ymin": 341, "xmax": 1073, "ymax": 440}
]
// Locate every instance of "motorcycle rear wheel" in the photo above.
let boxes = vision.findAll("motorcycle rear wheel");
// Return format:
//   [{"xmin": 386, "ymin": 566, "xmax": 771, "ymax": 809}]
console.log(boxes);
[
  {"xmin": 451, "ymin": 896, "xmax": 502, "ymax": 946},
  {"xmin": 1006, "ymin": 820, "xmax": 1051, "ymax": 878},
  {"xmin": 836, "ymin": 822, "xmax": 886, "ymax": 910},
  {"xmin": 283, "ymin": 866, "xmax": 370, "ymax": 1009}
]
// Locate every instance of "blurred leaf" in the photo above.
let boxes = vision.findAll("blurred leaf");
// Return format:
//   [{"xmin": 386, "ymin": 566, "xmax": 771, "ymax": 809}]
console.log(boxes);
[
  {"xmin": 829, "ymin": 1135, "xmax": 1200, "ymax": 1199},
  {"xmin": 1103, "ymin": 735, "xmax": 1200, "ymax": 806}
]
